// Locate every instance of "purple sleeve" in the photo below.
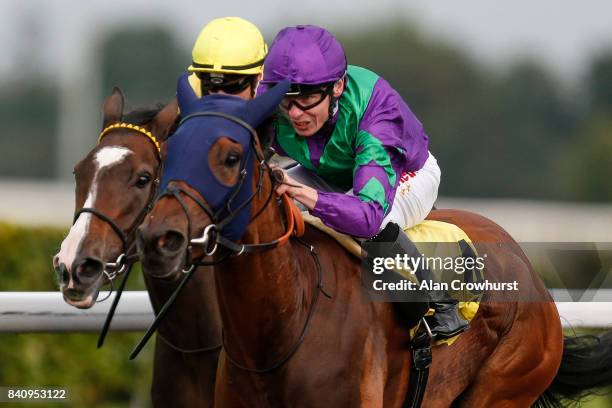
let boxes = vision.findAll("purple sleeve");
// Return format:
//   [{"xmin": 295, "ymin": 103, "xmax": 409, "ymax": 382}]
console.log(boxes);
[
  {"xmin": 310, "ymin": 78, "xmax": 430, "ymax": 238},
  {"xmin": 311, "ymin": 191, "xmax": 384, "ymax": 238},
  {"xmin": 360, "ymin": 77, "xmax": 430, "ymax": 172},
  {"xmin": 310, "ymin": 140, "xmax": 397, "ymax": 238},
  {"xmin": 310, "ymin": 78, "xmax": 431, "ymax": 238}
]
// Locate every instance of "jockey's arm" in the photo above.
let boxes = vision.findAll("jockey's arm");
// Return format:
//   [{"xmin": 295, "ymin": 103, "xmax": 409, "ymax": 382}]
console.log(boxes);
[
  {"xmin": 273, "ymin": 131, "xmax": 399, "ymax": 238},
  {"xmin": 275, "ymin": 171, "xmax": 319, "ymax": 209},
  {"xmin": 307, "ymin": 130, "xmax": 399, "ymax": 238}
]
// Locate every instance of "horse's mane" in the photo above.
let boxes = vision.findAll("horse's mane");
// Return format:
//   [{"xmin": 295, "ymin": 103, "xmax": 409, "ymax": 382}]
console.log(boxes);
[{"xmin": 123, "ymin": 104, "xmax": 180, "ymax": 136}]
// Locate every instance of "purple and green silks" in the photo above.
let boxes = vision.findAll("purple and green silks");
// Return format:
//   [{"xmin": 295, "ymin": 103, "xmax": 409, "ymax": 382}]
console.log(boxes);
[{"xmin": 273, "ymin": 65, "xmax": 429, "ymax": 238}]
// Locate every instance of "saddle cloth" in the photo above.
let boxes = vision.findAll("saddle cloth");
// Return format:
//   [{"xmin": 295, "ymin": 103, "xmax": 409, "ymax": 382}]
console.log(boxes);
[{"xmin": 302, "ymin": 213, "xmax": 483, "ymax": 346}]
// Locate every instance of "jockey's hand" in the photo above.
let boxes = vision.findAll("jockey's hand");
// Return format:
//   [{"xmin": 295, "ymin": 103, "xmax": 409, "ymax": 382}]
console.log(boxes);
[{"xmin": 270, "ymin": 164, "xmax": 318, "ymax": 210}]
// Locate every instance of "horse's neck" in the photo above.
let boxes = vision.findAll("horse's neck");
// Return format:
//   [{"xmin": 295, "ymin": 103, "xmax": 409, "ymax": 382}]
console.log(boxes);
[
  {"xmin": 144, "ymin": 267, "xmax": 222, "ymax": 346},
  {"xmin": 215, "ymin": 207, "xmax": 313, "ymax": 367}
]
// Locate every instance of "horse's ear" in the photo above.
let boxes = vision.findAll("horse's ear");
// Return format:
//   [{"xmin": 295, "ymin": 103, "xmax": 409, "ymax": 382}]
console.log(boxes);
[
  {"xmin": 102, "ymin": 87, "xmax": 124, "ymax": 128},
  {"xmin": 176, "ymin": 73, "xmax": 199, "ymax": 114},
  {"xmin": 245, "ymin": 80, "xmax": 290, "ymax": 128},
  {"xmin": 151, "ymin": 98, "xmax": 179, "ymax": 142}
]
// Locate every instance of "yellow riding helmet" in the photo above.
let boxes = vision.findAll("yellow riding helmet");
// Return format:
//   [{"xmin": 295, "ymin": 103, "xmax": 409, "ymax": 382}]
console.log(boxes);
[{"xmin": 188, "ymin": 17, "xmax": 267, "ymax": 76}]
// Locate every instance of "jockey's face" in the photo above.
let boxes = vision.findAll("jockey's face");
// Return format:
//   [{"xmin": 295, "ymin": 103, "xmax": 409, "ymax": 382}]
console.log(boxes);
[{"xmin": 283, "ymin": 79, "xmax": 344, "ymax": 137}]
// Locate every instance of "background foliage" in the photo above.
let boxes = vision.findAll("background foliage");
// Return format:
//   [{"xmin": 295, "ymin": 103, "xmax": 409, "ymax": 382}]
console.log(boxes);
[
  {"xmin": 0, "ymin": 223, "xmax": 152, "ymax": 407},
  {"xmin": 0, "ymin": 21, "xmax": 611, "ymax": 406},
  {"xmin": 2, "ymin": 23, "xmax": 611, "ymax": 201}
]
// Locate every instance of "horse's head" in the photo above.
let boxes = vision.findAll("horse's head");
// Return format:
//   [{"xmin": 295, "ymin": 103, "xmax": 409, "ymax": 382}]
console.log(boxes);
[
  {"xmin": 138, "ymin": 74, "xmax": 289, "ymax": 278},
  {"xmin": 54, "ymin": 88, "xmax": 178, "ymax": 308}
]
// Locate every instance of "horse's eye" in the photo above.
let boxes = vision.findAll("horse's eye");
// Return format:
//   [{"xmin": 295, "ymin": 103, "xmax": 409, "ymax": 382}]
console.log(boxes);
[
  {"xmin": 224, "ymin": 153, "xmax": 241, "ymax": 167},
  {"xmin": 136, "ymin": 174, "xmax": 152, "ymax": 188}
]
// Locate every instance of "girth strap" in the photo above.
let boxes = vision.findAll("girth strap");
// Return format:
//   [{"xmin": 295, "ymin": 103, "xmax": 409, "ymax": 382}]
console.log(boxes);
[{"xmin": 404, "ymin": 318, "xmax": 433, "ymax": 408}]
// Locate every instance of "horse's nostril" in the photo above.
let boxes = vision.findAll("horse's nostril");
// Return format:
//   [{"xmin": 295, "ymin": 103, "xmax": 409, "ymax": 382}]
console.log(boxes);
[
  {"xmin": 157, "ymin": 230, "xmax": 185, "ymax": 254},
  {"xmin": 74, "ymin": 257, "xmax": 104, "ymax": 282},
  {"xmin": 54, "ymin": 262, "xmax": 69, "ymax": 285}
]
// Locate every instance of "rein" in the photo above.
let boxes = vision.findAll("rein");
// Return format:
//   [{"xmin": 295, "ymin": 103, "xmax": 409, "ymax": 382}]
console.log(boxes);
[
  {"xmin": 75, "ymin": 122, "xmax": 162, "ymax": 284},
  {"xmin": 221, "ymin": 237, "xmax": 330, "ymax": 374},
  {"xmin": 69, "ymin": 119, "xmax": 224, "ymax": 358},
  {"xmin": 173, "ymin": 112, "xmax": 305, "ymax": 257},
  {"xmin": 77, "ymin": 122, "xmax": 162, "ymax": 347},
  {"xmin": 130, "ymin": 111, "xmax": 313, "ymax": 361},
  {"xmin": 92, "ymin": 122, "xmax": 225, "ymax": 354},
  {"xmin": 157, "ymin": 332, "xmax": 222, "ymax": 354}
]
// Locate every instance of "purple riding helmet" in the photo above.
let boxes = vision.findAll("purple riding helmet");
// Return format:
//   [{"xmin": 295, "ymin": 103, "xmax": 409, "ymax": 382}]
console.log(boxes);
[{"xmin": 260, "ymin": 25, "xmax": 347, "ymax": 118}]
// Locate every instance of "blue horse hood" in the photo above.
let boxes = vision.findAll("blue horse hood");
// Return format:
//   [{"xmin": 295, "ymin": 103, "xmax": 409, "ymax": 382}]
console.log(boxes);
[{"xmin": 158, "ymin": 74, "xmax": 289, "ymax": 241}]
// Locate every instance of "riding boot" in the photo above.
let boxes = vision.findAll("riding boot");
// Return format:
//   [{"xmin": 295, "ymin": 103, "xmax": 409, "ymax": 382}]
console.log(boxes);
[
  {"xmin": 366, "ymin": 222, "xmax": 469, "ymax": 339},
  {"xmin": 363, "ymin": 225, "xmax": 429, "ymax": 328}
]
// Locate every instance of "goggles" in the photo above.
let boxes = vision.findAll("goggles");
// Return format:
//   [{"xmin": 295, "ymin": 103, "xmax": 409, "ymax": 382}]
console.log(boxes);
[
  {"xmin": 196, "ymin": 72, "xmax": 254, "ymax": 95},
  {"xmin": 280, "ymin": 84, "xmax": 333, "ymax": 112}
]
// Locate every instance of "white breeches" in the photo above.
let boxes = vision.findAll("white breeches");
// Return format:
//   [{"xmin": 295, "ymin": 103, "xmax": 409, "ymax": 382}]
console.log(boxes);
[{"xmin": 381, "ymin": 152, "xmax": 440, "ymax": 230}]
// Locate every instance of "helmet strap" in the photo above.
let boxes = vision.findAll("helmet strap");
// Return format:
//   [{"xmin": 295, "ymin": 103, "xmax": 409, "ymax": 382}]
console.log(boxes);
[
  {"xmin": 327, "ymin": 90, "xmax": 339, "ymax": 124},
  {"xmin": 329, "ymin": 96, "xmax": 339, "ymax": 120},
  {"xmin": 326, "ymin": 76, "xmax": 345, "ymax": 123},
  {"xmin": 249, "ymin": 77, "xmax": 259, "ymax": 99}
]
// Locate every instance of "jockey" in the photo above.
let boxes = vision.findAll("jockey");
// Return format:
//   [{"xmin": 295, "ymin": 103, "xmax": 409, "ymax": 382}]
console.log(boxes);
[
  {"xmin": 187, "ymin": 17, "xmax": 267, "ymax": 100},
  {"xmin": 260, "ymin": 25, "xmax": 468, "ymax": 339}
]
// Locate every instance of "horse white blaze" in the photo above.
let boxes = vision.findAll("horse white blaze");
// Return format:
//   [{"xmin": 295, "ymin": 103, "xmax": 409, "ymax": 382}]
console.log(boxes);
[{"xmin": 56, "ymin": 147, "xmax": 132, "ymax": 279}]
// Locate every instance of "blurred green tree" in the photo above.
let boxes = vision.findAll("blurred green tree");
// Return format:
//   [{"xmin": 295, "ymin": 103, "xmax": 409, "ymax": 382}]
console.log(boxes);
[
  {"xmin": 488, "ymin": 61, "xmax": 577, "ymax": 198},
  {"xmin": 1, "ymin": 21, "xmax": 607, "ymax": 202},
  {"xmin": 554, "ymin": 52, "xmax": 612, "ymax": 202},
  {"xmin": 558, "ymin": 115, "xmax": 612, "ymax": 202},
  {"xmin": 98, "ymin": 24, "xmax": 189, "ymax": 108},
  {"xmin": 338, "ymin": 26, "xmax": 584, "ymax": 199},
  {"xmin": 338, "ymin": 25, "xmax": 497, "ymax": 197},
  {"xmin": 585, "ymin": 50, "xmax": 612, "ymax": 113},
  {"xmin": 0, "ymin": 81, "xmax": 58, "ymax": 178}
]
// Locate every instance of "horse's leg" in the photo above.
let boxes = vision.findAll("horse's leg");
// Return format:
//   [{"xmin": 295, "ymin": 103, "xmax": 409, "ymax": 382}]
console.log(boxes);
[
  {"xmin": 453, "ymin": 301, "xmax": 563, "ymax": 407},
  {"xmin": 150, "ymin": 338, "xmax": 219, "ymax": 408},
  {"xmin": 411, "ymin": 302, "xmax": 503, "ymax": 408},
  {"xmin": 358, "ymin": 325, "xmax": 392, "ymax": 408},
  {"xmin": 150, "ymin": 339, "xmax": 199, "ymax": 408}
]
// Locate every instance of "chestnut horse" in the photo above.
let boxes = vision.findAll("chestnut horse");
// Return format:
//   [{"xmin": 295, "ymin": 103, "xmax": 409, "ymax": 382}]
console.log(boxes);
[
  {"xmin": 53, "ymin": 88, "xmax": 221, "ymax": 407},
  {"xmin": 139, "ymin": 77, "xmax": 612, "ymax": 407}
]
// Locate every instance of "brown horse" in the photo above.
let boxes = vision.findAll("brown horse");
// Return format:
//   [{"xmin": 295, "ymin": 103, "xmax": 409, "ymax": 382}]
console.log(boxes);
[
  {"xmin": 53, "ymin": 88, "xmax": 221, "ymax": 407},
  {"xmin": 138, "ymin": 80, "xmax": 612, "ymax": 407}
]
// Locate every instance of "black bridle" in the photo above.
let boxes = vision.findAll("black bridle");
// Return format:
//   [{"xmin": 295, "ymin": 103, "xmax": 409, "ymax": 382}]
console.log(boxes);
[
  {"xmin": 221, "ymin": 237, "xmax": 329, "ymax": 374},
  {"xmin": 73, "ymin": 191, "xmax": 154, "ymax": 287},
  {"xmin": 89, "ymin": 123, "xmax": 222, "ymax": 354},
  {"xmin": 70, "ymin": 122, "xmax": 163, "ymax": 347},
  {"xmin": 74, "ymin": 122, "xmax": 163, "ymax": 287},
  {"xmin": 129, "ymin": 111, "xmax": 332, "ymax": 369},
  {"xmin": 80, "ymin": 185, "xmax": 158, "ymax": 348},
  {"xmin": 161, "ymin": 111, "xmax": 285, "ymax": 270},
  {"xmin": 129, "ymin": 111, "xmax": 271, "ymax": 358}
]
